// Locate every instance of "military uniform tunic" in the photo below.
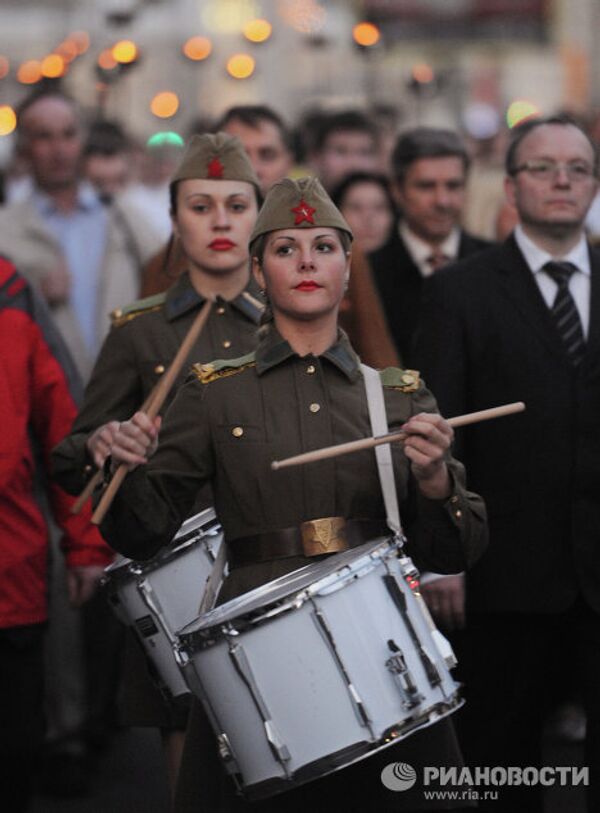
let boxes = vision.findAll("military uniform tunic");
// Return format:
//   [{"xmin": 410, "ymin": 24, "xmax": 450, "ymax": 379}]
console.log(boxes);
[{"xmin": 100, "ymin": 326, "xmax": 487, "ymax": 811}]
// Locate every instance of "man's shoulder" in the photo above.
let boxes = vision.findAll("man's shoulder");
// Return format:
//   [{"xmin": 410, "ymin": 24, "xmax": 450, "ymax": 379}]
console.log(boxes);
[
  {"xmin": 459, "ymin": 229, "xmax": 495, "ymax": 257},
  {"xmin": 110, "ymin": 292, "xmax": 167, "ymax": 327},
  {"xmin": 192, "ymin": 351, "xmax": 257, "ymax": 385}
]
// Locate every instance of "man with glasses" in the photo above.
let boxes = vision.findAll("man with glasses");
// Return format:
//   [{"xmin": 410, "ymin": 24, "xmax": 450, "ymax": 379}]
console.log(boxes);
[{"xmin": 413, "ymin": 115, "xmax": 600, "ymax": 812}]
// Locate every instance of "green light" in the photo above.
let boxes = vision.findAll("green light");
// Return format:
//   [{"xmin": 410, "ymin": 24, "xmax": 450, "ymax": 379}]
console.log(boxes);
[{"xmin": 147, "ymin": 131, "xmax": 184, "ymax": 148}]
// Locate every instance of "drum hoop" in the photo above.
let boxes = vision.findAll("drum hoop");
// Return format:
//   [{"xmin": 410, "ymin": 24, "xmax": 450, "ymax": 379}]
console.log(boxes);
[{"xmin": 179, "ymin": 535, "xmax": 396, "ymax": 651}]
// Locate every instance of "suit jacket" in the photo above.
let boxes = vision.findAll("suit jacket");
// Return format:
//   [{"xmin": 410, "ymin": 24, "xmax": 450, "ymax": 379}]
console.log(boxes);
[
  {"xmin": 0, "ymin": 194, "xmax": 163, "ymax": 381},
  {"xmin": 369, "ymin": 227, "xmax": 491, "ymax": 366},
  {"xmin": 413, "ymin": 235, "xmax": 600, "ymax": 614}
]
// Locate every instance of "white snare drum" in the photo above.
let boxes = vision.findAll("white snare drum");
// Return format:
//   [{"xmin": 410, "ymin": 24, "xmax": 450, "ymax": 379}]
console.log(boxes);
[
  {"xmin": 104, "ymin": 507, "xmax": 223, "ymax": 698},
  {"xmin": 177, "ymin": 537, "xmax": 461, "ymax": 800}
]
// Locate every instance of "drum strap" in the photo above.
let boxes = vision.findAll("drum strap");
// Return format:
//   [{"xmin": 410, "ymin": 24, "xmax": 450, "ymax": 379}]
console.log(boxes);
[{"xmin": 360, "ymin": 364, "xmax": 403, "ymax": 539}]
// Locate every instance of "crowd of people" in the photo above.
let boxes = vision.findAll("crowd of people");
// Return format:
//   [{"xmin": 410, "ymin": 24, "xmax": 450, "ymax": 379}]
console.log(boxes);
[{"xmin": 2, "ymin": 85, "xmax": 600, "ymax": 813}]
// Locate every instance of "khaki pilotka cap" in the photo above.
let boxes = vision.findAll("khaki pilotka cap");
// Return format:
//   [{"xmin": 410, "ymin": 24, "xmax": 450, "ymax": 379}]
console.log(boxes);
[
  {"xmin": 249, "ymin": 176, "xmax": 353, "ymax": 251},
  {"xmin": 170, "ymin": 132, "xmax": 260, "ymax": 192}
]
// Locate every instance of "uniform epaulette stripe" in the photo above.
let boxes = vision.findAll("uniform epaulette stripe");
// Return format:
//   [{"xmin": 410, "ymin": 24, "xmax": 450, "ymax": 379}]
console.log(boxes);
[
  {"xmin": 193, "ymin": 360, "xmax": 257, "ymax": 384},
  {"xmin": 378, "ymin": 367, "xmax": 421, "ymax": 392},
  {"xmin": 111, "ymin": 304, "xmax": 164, "ymax": 327}
]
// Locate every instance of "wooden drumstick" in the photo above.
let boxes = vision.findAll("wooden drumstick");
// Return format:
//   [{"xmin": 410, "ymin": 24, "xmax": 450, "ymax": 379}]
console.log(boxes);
[
  {"xmin": 70, "ymin": 387, "xmax": 160, "ymax": 515},
  {"xmin": 91, "ymin": 299, "xmax": 213, "ymax": 525},
  {"xmin": 271, "ymin": 401, "xmax": 526, "ymax": 471}
]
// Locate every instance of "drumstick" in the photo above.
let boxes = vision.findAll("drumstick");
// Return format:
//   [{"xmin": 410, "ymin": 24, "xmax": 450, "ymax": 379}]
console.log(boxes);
[
  {"xmin": 70, "ymin": 387, "xmax": 160, "ymax": 515},
  {"xmin": 91, "ymin": 299, "xmax": 213, "ymax": 525},
  {"xmin": 271, "ymin": 401, "xmax": 525, "ymax": 471}
]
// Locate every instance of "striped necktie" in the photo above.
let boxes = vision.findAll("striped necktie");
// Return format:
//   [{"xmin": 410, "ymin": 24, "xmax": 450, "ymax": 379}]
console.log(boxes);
[{"xmin": 542, "ymin": 261, "xmax": 585, "ymax": 366}]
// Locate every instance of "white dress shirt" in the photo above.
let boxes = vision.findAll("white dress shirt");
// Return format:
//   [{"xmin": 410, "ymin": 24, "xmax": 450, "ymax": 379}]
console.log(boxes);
[{"xmin": 399, "ymin": 221, "xmax": 461, "ymax": 278}]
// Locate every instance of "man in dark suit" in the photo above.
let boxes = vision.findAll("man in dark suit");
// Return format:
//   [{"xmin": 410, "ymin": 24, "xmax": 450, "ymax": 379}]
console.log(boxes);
[
  {"xmin": 413, "ymin": 115, "xmax": 600, "ymax": 812},
  {"xmin": 370, "ymin": 127, "xmax": 490, "ymax": 365}
]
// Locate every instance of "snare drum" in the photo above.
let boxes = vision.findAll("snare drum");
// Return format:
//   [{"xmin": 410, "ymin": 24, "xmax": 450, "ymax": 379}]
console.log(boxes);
[
  {"xmin": 177, "ymin": 537, "xmax": 461, "ymax": 800},
  {"xmin": 104, "ymin": 507, "xmax": 223, "ymax": 698}
]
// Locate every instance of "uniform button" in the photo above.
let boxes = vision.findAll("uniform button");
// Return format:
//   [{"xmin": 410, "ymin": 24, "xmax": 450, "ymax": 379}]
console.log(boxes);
[
  {"xmin": 306, "ymin": 364, "xmax": 316, "ymax": 375},
  {"xmin": 232, "ymin": 426, "xmax": 244, "ymax": 438},
  {"xmin": 217, "ymin": 306, "xmax": 225, "ymax": 315},
  {"xmin": 84, "ymin": 464, "xmax": 92, "ymax": 474},
  {"xmin": 309, "ymin": 403, "xmax": 321, "ymax": 413},
  {"xmin": 223, "ymin": 340, "xmax": 232, "ymax": 349},
  {"xmin": 455, "ymin": 510, "xmax": 462, "ymax": 520},
  {"xmin": 154, "ymin": 364, "xmax": 165, "ymax": 374},
  {"xmin": 113, "ymin": 308, "xmax": 122, "ymax": 318},
  {"xmin": 450, "ymin": 495, "xmax": 459, "ymax": 504}
]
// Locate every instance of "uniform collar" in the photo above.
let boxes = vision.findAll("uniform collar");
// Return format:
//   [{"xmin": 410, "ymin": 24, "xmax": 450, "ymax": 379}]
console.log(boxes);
[
  {"xmin": 255, "ymin": 326, "xmax": 361, "ymax": 381},
  {"xmin": 164, "ymin": 271, "xmax": 263, "ymax": 323}
]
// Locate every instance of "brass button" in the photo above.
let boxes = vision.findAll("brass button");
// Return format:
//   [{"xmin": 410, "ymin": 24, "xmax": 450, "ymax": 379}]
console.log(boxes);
[
  {"xmin": 84, "ymin": 464, "xmax": 92, "ymax": 474},
  {"xmin": 455, "ymin": 510, "xmax": 463, "ymax": 520},
  {"xmin": 217, "ymin": 306, "xmax": 225, "ymax": 315},
  {"xmin": 450, "ymin": 495, "xmax": 459, "ymax": 504},
  {"xmin": 154, "ymin": 364, "xmax": 165, "ymax": 374},
  {"xmin": 402, "ymin": 373, "xmax": 416, "ymax": 385},
  {"xmin": 232, "ymin": 426, "xmax": 244, "ymax": 438},
  {"xmin": 306, "ymin": 364, "xmax": 316, "ymax": 375},
  {"xmin": 309, "ymin": 403, "xmax": 321, "ymax": 413},
  {"xmin": 223, "ymin": 340, "xmax": 232, "ymax": 349}
]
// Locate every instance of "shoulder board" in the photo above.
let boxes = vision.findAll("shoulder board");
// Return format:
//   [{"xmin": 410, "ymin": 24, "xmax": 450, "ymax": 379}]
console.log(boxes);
[
  {"xmin": 111, "ymin": 292, "xmax": 166, "ymax": 327},
  {"xmin": 193, "ymin": 351, "xmax": 257, "ymax": 384},
  {"xmin": 379, "ymin": 367, "xmax": 421, "ymax": 393}
]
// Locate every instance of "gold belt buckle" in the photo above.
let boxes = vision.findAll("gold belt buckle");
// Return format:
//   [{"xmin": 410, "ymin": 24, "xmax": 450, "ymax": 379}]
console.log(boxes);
[{"xmin": 300, "ymin": 517, "xmax": 349, "ymax": 557}]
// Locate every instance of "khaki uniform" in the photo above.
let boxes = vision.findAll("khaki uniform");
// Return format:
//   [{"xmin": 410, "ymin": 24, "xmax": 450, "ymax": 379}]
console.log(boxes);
[{"xmin": 100, "ymin": 326, "xmax": 488, "ymax": 810}]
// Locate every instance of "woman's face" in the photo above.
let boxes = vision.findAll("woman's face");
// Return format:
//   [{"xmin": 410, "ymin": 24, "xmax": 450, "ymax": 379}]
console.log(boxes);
[
  {"xmin": 172, "ymin": 179, "xmax": 258, "ymax": 277},
  {"xmin": 254, "ymin": 227, "xmax": 350, "ymax": 323},
  {"xmin": 340, "ymin": 180, "xmax": 394, "ymax": 253}
]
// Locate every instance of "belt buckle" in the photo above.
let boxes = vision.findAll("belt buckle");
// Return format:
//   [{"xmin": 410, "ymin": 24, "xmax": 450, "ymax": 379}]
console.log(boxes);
[{"xmin": 300, "ymin": 517, "xmax": 349, "ymax": 557}]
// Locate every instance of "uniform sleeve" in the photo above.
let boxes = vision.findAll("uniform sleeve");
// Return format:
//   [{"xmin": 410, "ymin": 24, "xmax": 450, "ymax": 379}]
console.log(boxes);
[
  {"xmin": 394, "ymin": 382, "xmax": 488, "ymax": 574},
  {"xmin": 25, "ymin": 282, "xmax": 113, "ymax": 567},
  {"xmin": 100, "ymin": 377, "xmax": 216, "ymax": 560},
  {"xmin": 51, "ymin": 320, "xmax": 143, "ymax": 495}
]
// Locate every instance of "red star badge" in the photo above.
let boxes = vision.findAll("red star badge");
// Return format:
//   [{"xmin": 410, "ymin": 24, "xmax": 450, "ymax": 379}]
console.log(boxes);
[
  {"xmin": 207, "ymin": 157, "xmax": 224, "ymax": 179},
  {"xmin": 291, "ymin": 199, "xmax": 316, "ymax": 225}
]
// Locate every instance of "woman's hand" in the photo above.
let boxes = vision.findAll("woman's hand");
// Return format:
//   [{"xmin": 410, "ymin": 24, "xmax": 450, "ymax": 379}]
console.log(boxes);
[
  {"xmin": 86, "ymin": 421, "xmax": 121, "ymax": 469},
  {"xmin": 110, "ymin": 412, "xmax": 162, "ymax": 472},
  {"xmin": 401, "ymin": 412, "xmax": 453, "ymax": 500}
]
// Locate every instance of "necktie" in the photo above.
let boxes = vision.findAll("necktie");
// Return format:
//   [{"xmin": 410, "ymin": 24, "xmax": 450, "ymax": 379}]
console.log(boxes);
[
  {"xmin": 543, "ymin": 261, "xmax": 585, "ymax": 366},
  {"xmin": 426, "ymin": 251, "xmax": 448, "ymax": 272}
]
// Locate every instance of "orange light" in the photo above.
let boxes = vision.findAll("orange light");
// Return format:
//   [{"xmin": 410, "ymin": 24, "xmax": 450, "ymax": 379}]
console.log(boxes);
[
  {"xmin": 41, "ymin": 54, "xmax": 65, "ymax": 79},
  {"xmin": 150, "ymin": 91, "xmax": 180, "ymax": 119},
  {"xmin": 182, "ymin": 36, "xmax": 213, "ymax": 61},
  {"xmin": 70, "ymin": 31, "xmax": 90, "ymax": 55},
  {"xmin": 17, "ymin": 60, "xmax": 43, "ymax": 85},
  {"xmin": 98, "ymin": 49, "xmax": 118, "ymax": 71},
  {"xmin": 0, "ymin": 56, "xmax": 9, "ymax": 79},
  {"xmin": 352, "ymin": 22, "xmax": 380, "ymax": 47},
  {"xmin": 243, "ymin": 18, "xmax": 272, "ymax": 43},
  {"xmin": 412, "ymin": 63, "xmax": 434, "ymax": 84},
  {"xmin": 226, "ymin": 53, "xmax": 255, "ymax": 79},
  {"xmin": 0, "ymin": 105, "xmax": 16, "ymax": 136},
  {"xmin": 56, "ymin": 40, "xmax": 78, "ymax": 63},
  {"xmin": 112, "ymin": 40, "xmax": 138, "ymax": 64}
]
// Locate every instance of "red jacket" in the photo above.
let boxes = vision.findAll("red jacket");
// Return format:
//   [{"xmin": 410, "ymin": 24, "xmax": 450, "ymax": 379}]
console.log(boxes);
[{"xmin": 0, "ymin": 258, "xmax": 112, "ymax": 628}]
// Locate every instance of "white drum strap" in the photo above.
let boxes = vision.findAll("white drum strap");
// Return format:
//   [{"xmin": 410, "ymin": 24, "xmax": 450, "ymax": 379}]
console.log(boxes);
[{"xmin": 360, "ymin": 363, "xmax": 403, "ymax": 538}]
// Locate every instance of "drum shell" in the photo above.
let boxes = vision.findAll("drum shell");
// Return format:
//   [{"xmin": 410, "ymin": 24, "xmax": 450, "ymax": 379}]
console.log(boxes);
[{"xmin": 179, "ymin": 540, "xmax": 461, "ymax": 796}]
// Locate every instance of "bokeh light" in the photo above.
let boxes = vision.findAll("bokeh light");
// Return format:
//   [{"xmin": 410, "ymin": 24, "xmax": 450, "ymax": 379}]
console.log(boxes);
[
  {"xmin": 243, "ymin": 19, "xmax": 272, "ymax": 43},
  {"xmin": 279, "ymin": 0, "xmax": 326, "ymax": 34},
  {"xmin": 182, "ymin": 36, "xmax": 213, "ymax": 61},
  {"xmin": 17, "ymin": 60, "xmax": 43, "ymax": 85},
  {"xmin": 98, "ymin": 49, "xmax": 118, "ymax": 71},
  {"xmin": 147, "ymin": 131, "xmax": 185, "ymax": 148},
  {"xmin": 202, "ymin": 0, "xmax": 259, "ymax": 33},
  {"xmin": 352, "ymin": 22, "xmax": 380, "ymax": 47},
  {"xmin": 70, "ymin": 31, "xmax": 90, "ymax": 55},
  {"xmin": 412, "ymin": 63, "xmax": 435, "ymax": 84},
  {"xmin": 56, "ymin": 40, "xmax": 78, "ymax": 63},
  {"xmin": 150, "ymin": 92, "xmax": 180, "ymax": 118},
  {"xmin": 506, "ymin": 99, "xmax": 541, "ymax": 129},
  {"xmin": 0, "ymin": 106, "xmax": 17, "ymax": 136},
  {"xmin": 41, "ymin": 54, "xmax": 66, "ymax": 79},
  {"xmin": 226, "ymin": 53, "xmax": 256, "ymax": 79},
  {"xmin": 0, "ymin": 56, "xmax": 9, "ymax": 79},
  {"xmin": 112, "ymin": 40, "xmax": 138, "ymax": 64}
]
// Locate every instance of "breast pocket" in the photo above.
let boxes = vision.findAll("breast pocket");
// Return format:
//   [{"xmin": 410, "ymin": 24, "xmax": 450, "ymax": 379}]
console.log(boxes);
[{"xmin": 213, "ymin": 423, "xmax": 270, "ymax": 520}]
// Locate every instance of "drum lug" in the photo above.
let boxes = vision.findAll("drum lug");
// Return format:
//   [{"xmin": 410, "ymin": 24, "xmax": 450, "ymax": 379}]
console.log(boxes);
[{"xmin": 385, "ymin": 640, "xmax": 423, "ymax": 708}]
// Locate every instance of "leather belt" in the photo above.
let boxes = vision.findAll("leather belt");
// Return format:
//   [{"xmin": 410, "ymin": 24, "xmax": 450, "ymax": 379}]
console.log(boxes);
[{"xmin": 227, "ymin": 517, "xmax": 389, "ymax": 568}]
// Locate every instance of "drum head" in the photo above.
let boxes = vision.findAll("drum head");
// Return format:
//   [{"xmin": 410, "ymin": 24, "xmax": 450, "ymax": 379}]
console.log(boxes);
[{"xmin": 180, "ymin": 536, "xmax": 394, "ymax": 638}]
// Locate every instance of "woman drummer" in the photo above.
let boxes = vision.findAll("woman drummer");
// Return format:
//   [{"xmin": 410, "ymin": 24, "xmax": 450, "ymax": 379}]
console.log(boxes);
[
  {"xmin": 51, "ymin": 132, "xmax": 263, "ymax": 789},
  {"xmin": 101, "ymin": 177, "xmax": 487, "ymax": 811}
]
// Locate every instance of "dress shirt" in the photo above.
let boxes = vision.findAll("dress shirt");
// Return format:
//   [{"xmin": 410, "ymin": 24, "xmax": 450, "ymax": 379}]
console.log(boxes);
[{"xmin": 399, "ymin": 221, "xmax": 460, "ymax": 278}]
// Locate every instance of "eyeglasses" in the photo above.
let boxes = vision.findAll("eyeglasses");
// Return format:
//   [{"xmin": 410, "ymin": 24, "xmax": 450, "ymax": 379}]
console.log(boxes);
[{"xmin": 511, "ymin": 159, "xmax": 595, "ymax": 182}]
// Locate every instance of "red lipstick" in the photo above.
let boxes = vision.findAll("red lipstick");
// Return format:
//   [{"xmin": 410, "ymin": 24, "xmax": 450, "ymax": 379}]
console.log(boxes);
[
  {"xmin": 295, "ymin": 280, "xmax": 322, "ymax": 292},
  {"xmin": 209, "ymin": 239, "xmax": 235, "ymax": 251}
]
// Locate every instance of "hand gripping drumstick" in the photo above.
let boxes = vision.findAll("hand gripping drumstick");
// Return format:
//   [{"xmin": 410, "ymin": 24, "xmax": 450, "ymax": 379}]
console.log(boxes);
[
  {"xmin": 70, "ymin": 385, "xmax": 160, "ymax": 515},
  {"xmin": 91, "ymin": 299, "xmax": 213, "ymax": 525},
  {"xmin": 271, "ymin": 401, "xmax": 525, "ymax": 471}
]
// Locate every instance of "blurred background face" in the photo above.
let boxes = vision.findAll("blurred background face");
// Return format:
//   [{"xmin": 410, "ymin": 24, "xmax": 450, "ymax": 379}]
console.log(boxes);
[
  {"xmin": 394, "ymin": 155, "xmax": 466, "ymax": 244},
  {"xmin": 84, "ymin": 153, "xmax": 130, "ymax": 201},
  {"xmin": 222, "ymin": 118, "xmax": 293, "ymax": 194},
  {"xmin": 339, "ymin": 180, "xmax": 394, "ymax": 253},
  {"xmin": 20, "ymin": 97, "xmax": 82, "ymax": 191},
  {"xmin": 313, "ymin": 130, "xmax": 378, "ymax": 190},
  {"xmin": 172, "ymin": 178, "xmax": 258, "ymax": 276}
]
